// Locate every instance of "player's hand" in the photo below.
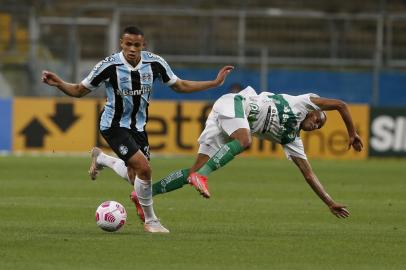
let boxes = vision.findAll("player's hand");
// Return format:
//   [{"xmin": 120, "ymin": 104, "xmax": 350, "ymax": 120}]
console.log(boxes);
[
  {"xmin": 42, "ymin": 70, "xmax": 62, "ymax": 87},
  {"xmin": 214, "ymin": 65, "xmax": 234, "ymax": 86},
  {"xmin": 329, "ymin": 203, "xmax": 350, "ymax": 218},
  {"xmin": 348, "ymin": 133, "xmax": 363, "ymax": 152}
]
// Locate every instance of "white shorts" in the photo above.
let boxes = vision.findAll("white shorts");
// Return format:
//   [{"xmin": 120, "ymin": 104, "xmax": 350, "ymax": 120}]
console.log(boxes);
[
  {"xmin": 198, "ymin": 111, "xmax": 250, "ymax": 158},
  {"xmin": 282, "ymin": 137, "xmax": 307, "ymax": 160}
]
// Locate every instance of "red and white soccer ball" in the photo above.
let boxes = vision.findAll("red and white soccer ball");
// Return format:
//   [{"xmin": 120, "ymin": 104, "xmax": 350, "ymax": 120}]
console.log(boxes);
[{"xmin": 95, "ymin": 201, "xmax": 127, "ymax": 232}]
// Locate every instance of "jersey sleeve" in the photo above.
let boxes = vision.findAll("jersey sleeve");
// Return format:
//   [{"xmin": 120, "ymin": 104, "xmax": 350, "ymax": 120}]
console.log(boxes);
[
  {"xmin": 297, "ymin": 93, "xmax": 321, "ymax": 112},
  {"xmin": 238, "ymin": 86, "xmax": 258, "ymax": 97},
  {"xmin": 145, "ymin": 52, "xmax": 178, "ymax": 86},
  {"xmin": 282, "ymin": 137, "xmax": 307, "ymax": 160},
  {"xmin": 81, "ymin": 56, "xmax": 116, "ymax": 91}
]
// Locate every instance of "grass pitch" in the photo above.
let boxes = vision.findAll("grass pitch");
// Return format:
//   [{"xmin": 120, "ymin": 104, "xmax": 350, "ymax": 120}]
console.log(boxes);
[{"xmin": 0, "ymin": 155, "xmax": 405, "ymax": 270}]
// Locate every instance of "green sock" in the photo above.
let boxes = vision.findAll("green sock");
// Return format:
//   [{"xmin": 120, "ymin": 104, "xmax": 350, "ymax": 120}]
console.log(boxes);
[
  {"xmin": 198, "ymin": 140, "xmax": 244, "ymax": 176},
  {"xmin": 152, "ymin": 168, "xmax": 190, "ymax": 196}
]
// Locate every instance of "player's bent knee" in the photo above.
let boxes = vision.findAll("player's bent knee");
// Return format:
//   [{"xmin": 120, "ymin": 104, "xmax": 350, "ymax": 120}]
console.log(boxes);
[
  {"xmin": 135, "ymin": 165, "xmax": 151, "ymax": 180},
  {"xmin": 127, "ymin": 159, "xmax": 152, "ymax": 180},
  {"xmin": 238, "ymin": 137, "xmax": 252, "ymax": 149},
  {"xmin": 230, "ymin": 128, "xmax": 252, "ymax": 149}
]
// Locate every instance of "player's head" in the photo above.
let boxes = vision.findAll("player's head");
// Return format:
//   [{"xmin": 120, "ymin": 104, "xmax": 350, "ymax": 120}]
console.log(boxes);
[
  {"xmin": 120, "ymin": 26, "xmax": 145, "ymax": 66},
  {"xmin": 300, "ymin": 110, "xmax": 327, "ymax": 131}
]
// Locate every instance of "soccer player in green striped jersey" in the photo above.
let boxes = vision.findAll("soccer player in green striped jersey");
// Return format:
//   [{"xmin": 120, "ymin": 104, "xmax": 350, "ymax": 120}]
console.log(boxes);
[{"xmin": 150, "ymin": 86, "xmax": 363, "ymax": 219}]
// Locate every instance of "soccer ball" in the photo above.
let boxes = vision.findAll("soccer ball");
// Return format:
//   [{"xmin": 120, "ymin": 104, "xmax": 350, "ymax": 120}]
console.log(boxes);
[{"xmin": 95, "ymin": 201, "xmax": 127, "ymax": 232}]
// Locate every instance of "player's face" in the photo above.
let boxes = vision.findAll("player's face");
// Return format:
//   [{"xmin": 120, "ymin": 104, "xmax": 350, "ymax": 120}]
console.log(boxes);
[
  {"xmin": 120, "ymin": 33, "xmax": 145, "ymax": 66},
  {"xmin": 301, "ymin": 111, "xmax": 326, "ymax": 131}
]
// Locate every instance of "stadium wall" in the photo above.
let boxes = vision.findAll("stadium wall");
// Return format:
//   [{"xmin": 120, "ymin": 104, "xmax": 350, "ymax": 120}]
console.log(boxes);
[
  {"xmin": 151, "ymin": 68, "xmax": 406, "ymax": 106},
  {"xmin": 6, "ymin": 97, "xmax": 406, "ymax": 158}
]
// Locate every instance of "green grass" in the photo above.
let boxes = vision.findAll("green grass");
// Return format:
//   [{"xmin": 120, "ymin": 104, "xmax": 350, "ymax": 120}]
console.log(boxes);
[{"xmin": 0, "ymin": 156, "xmax": 405, "ymax": 270}]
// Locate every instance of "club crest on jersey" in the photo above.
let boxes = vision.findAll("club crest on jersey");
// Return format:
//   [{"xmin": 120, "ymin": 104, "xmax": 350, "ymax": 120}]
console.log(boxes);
[
  {"xmin": 287, "ymin": 132, "xmax": 296, "ymax": 139},
  {"xmin": 141, "ymin": 73, "xmax": 152, "ymax": 83},
  {"xmin": 119, "ymin": 144, "xmax": 128, "ymax": 155}
]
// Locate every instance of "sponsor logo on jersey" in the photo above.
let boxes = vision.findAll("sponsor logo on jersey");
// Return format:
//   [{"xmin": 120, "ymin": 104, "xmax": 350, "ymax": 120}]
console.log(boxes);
[
  {"xmin": 120, "ymin": 77, "xmax": 129, "ymax": 83},
  {"xmin": 116, "ymin": 85, "xmax": 152, "ymax": 96},
  {"xmin": 247, "ymin": 102, "xmax": 260, "ymax": 127}
]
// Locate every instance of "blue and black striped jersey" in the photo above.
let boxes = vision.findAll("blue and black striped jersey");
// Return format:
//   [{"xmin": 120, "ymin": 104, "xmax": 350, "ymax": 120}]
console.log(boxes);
[{"xmin": 81, "ymin": 51, "xmax": 178, "ymax": 131}]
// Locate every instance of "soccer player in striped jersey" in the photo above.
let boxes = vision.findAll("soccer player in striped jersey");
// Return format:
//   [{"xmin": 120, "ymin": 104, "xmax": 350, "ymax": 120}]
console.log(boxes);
[
  {"xmin": 41, "ymin": 26, "xmax": 234, "ymax": 233},
  {"xmin": 148, "ymin": 86, "xmax": 363, "ymax": 220}
]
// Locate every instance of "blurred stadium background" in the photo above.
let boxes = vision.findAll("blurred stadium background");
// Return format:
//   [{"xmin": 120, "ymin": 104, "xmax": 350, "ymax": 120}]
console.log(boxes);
[
  {"xmin": 1, "ymin": 3, "xmax": 406, "ymax": 269},
  {"xmin": 1, "ymin": 0, "xmax": 405, "ymax": 158}
]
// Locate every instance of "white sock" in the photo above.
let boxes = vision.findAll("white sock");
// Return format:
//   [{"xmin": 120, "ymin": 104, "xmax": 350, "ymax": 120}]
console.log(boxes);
[
  {"xmin": 134, "ymin": 177, "xmax": 158, "ymax": 223},
  {"xmin": 97, "ymin": 153, "xmax": 130, "ymax": 183}
]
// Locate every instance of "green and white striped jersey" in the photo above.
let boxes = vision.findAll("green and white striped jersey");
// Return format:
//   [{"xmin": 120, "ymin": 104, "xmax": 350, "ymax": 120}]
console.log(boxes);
[{"xmin": 240, "ymin": 87, "xmax": 321, "ymax": 144}]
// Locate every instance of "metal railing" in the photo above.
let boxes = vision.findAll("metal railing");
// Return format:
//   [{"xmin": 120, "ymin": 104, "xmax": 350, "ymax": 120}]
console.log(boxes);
[{"xmin": 1, "ymin": 5, "xmax": 406, "ymax": 104}]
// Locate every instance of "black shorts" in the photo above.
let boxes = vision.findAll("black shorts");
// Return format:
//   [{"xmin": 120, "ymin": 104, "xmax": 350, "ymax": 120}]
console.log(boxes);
[{"xmin": 100, "ymin": 127, "xmax": 150, "ymax": 164}]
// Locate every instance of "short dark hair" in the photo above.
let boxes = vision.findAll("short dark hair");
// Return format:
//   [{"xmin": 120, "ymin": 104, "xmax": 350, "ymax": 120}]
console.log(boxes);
[{"xmin": 122, "ymin": 26, "xmax": 144, "ymax": 36}]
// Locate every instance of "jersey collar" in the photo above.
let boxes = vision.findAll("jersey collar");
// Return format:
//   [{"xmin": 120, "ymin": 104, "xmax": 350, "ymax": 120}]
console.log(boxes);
[{"xmin": 119, "ymin": 51, "xmax": 142, "ymax": 71}]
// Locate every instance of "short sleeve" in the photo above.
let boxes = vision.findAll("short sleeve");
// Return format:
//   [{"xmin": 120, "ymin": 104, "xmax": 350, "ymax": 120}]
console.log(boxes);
[
  {"xmin": 144, "ymin": 52, "xmax": 178, "ymax": 86},
  {"xmin": 81, "ymin": 56, "xmax": 116, "ymax": 91},
  {"xmin": 299, "ymin": 93, "xmax": 321, "ymax": 112},
  {"xmin": 282, "ymin": 137, "xmax": 307, "ymax": 160}
]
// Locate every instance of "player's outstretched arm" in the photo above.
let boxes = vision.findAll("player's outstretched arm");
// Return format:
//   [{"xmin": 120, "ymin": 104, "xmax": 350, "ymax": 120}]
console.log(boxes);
[
  {"xmin": 310, "ymin": 97, "xmax": 363, "ymax": 152},
  {"xmin": 290, "ymin": 155, "xmax": 350, "ymax": 218},
  {"xmin": 42, "ymin": 70, "xmax": 91, "ymax": 98},
  {"xmin": 171, "ymin": 65, "xmax": 234, "ymax": 93}
]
